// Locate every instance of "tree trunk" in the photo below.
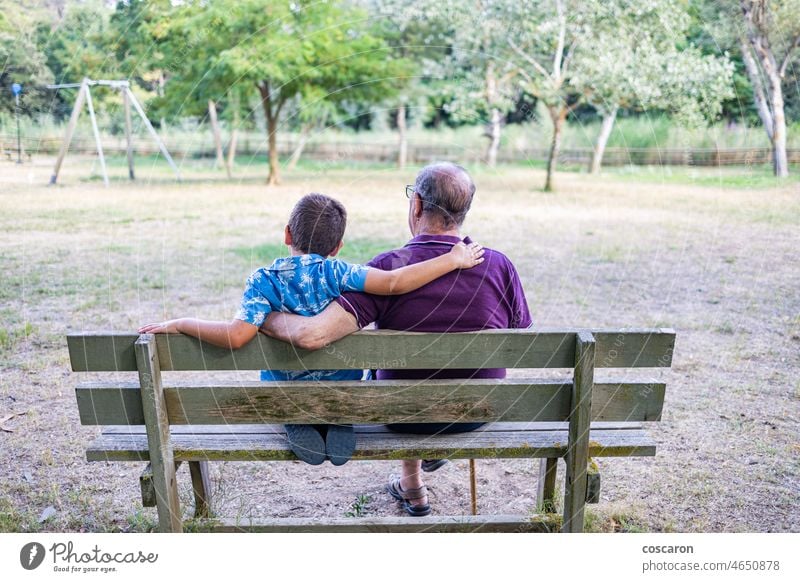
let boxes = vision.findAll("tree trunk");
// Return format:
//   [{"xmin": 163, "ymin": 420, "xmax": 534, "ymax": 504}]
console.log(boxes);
[
  {"xmin": 485, "ymin": 108, "xmax": 501, "ymax": 168},
  {"xmin": 397, "ymin": 104, "xmax": 407, "ymax": 169},
  {"xmin": 484, "ymin": 61, "xmax": 501, "ymax": 168},
  {"xmin": 287, "ymin": 122, "xmax": 314, "ymax": 171},
  {"xmin": 590, "ymin": 106, "xmax": 618, "ymax": 175},
  {"xmin": 764, "ymin": 61, "xmax": 789, "ymax": 178},
  {"xmin": 740, "ymin": 3, "xmax": 789, "ymax": 177},
  {"xmin": 766, "ymin": 70, "xmax": 789, "ymax": 177},
  {"xmin": 208, "ymin": 99, "xmax": 224, "ymax": 169},
  {"xmin": 739, "ymin": 37, "xmax": 773, "ymax": 141},
  {"xmin": 544, "ymin": 105, "xmax": 567, "ymax": 192},
  {"xmin": 225, "ymin": 129, "xmax": 237, "ymax": 179},
  {"xmin": 259, "ymin": 82, "xmax": 280, "ymax": 185},
  {"xmin": 225, "ymin": 95, "xmax": 241, "ymax": 179}
]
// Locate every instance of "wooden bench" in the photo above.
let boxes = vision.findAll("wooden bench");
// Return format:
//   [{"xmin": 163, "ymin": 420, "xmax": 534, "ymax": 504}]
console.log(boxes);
[{"xmin": 67, "ymin": 328, "xmax": 675, "ymax": 533}]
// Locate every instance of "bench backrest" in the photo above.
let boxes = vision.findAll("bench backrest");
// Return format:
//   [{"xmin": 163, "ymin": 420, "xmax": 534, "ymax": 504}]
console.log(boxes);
[{"xmin": 68, "ymin": 329, "xmax": 674, "ymax": 426}]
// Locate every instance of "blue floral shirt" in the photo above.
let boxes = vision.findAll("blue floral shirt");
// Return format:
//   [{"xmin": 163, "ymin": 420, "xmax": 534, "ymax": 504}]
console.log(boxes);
[{"xmin": 235, "ymin": 254, "xmax": 370, "ymax": 382}]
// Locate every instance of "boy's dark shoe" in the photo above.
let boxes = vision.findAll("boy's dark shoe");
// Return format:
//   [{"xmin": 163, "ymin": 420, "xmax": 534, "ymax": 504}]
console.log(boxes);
[
  {"xmin": 421, "ymin": 459, "xmax": 449, "ymax": 472},
  {"xmin": 325, "ymin": 424, "xmax": 356, "ymax": 466},
  {"xmin": 285, "ymin": 424, "xmax": 326, "ymax": 465}
]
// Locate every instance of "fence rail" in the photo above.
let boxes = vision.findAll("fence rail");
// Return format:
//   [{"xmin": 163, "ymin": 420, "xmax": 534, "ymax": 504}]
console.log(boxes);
[{"xmin": 2, "ymin": 134, "xmax": 797, "ymax": 167}]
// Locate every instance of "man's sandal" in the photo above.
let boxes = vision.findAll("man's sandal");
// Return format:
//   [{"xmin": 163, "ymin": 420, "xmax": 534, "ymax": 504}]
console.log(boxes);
[
  {"xmin": 421, "ymin": 459, "xmax": 449, "ymax": 472},
  {"xmin": 386, "ymin": 479, "xmax": 432, "ymax": 517}
]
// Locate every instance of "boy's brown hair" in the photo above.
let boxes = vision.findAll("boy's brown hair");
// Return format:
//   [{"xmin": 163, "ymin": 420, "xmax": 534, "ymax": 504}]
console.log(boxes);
[{"xmin": 287, "ymin": 193, "xmax": 347, "ymax": 257}]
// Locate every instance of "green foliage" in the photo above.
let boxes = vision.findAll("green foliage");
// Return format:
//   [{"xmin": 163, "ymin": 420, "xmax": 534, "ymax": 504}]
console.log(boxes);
[
  {"xmin": 37, "ymin": 2, "xmax": 111, "ymax": 83},
  {"xmin": 605, "ymin": 116, "xmax": 672, "ymax": 149},
  {"xmin": 151, "ymin": 0, "xmax": 411, "ymax": 181},
  {"xmin": 0, "ymin": 322, "xmax": 35, "ymax": 352},
  {"xmin": 344, "ymin": 494, "xmax": 372, "ymax": 517},
  {"xmin": 0, "ymin": 1, "xmax": 53, "ymax": 115},
  {"xmin": 231, "ymin": 238, "xmax": 402, "ymax": 267}
]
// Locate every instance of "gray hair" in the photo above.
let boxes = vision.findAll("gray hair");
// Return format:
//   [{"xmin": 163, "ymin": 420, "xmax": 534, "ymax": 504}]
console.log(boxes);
[{"xmin": 413, "ymin": 162, "xmax": 476, "ymax": 228}]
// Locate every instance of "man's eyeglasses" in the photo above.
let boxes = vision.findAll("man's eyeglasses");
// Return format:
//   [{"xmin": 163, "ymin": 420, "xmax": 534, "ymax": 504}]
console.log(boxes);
[{"xmin": 405, "ymin": 185, "xmax": 415, "ymax": 198}]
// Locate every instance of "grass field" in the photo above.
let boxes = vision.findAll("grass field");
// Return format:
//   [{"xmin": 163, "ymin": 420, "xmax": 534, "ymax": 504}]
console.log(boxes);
[{"xmin": 1, "ymin": 155, "xmax": 798, "ymax": 532}]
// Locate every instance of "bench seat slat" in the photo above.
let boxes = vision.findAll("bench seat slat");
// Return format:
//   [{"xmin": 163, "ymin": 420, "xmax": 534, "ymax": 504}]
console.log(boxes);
[
  {"xmin": 100, "ymin": 420, "xmax": 645, "ymax": 435},
  {"xmin": 85, "ymin": 424, "xmax": 656, "ymax": 461},
  {"xmin": 203, "ymin": 514, "xmax": 561, "ymax": 533},
  {"xmin": 75, "ymin": 379, "xmax": 665, "ymax": 425},
  {"xmin": 68, "ymin": 329, "xmax": 675, "ymax": 372}
]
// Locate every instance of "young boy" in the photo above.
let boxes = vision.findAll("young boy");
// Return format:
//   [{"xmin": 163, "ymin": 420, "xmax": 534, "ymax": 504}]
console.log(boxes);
[{"xmin": 138, "ymin": 193, "xmax": 483, "ymax": 466}]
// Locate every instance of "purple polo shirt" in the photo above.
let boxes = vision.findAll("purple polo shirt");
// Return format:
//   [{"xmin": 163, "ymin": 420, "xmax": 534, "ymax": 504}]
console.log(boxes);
[{"xmin": 336, "ymin": 234, "xmax": 532, "ymax": 380}]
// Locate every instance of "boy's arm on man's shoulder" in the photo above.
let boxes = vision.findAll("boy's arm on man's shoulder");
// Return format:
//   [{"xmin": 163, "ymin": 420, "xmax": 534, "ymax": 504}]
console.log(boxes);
[
  {"xmin": 362, "ymin": 242, "xmax": 484, "ymax": 295},
  {"xmin": 260, "ymin": 302, "xmax": 359, "ymax": 351},
  {"xmin": 138, "ymin": 318, "xmax": 258, "ymax": 349}
]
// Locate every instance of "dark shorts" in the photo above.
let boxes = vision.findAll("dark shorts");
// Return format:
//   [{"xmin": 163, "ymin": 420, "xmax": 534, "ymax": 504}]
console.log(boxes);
[{"xmin": 385, "ymin": 422, "xmax": 485, "ymax": 435}]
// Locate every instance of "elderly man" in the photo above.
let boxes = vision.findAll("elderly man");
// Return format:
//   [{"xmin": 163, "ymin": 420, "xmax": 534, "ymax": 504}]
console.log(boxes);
[{"xmin": 262, "ymin": 162, "xmax": 531, "ymax": 516}]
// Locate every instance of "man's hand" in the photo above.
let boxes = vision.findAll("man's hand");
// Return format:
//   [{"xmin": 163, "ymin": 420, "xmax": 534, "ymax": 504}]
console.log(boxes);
[
  {"xmin": 260, "ymin": 303, "xmax": 359, "ymax": 351},
  {"xmin": 448, "ymin": 241, "xmax": 484, "ymax": 269},
  {"xmin": 138, "ymin": 318, "xmax": 184, "ymax": 334}
]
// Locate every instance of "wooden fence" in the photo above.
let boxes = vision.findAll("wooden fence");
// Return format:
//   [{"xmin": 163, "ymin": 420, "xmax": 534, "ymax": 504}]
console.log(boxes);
[{"xmin": 2, "ymin": 133, "xmax": 798, "ymax": 168}]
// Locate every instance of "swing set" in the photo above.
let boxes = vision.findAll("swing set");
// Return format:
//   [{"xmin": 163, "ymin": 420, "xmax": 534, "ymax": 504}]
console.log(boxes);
[{"xmin": 47, "ymin": 78, "xmax": 181, "ymax": 186}]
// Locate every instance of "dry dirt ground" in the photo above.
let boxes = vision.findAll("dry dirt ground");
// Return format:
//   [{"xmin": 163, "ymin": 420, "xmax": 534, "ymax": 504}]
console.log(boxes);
[{"xmin": 1, "ymin": 157, "xmax": 798, "ymax": 533}]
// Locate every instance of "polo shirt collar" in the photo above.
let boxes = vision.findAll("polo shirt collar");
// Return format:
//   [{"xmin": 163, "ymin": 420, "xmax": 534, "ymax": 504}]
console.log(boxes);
[{"xmin": 405, "ymin": 233, "xmax": 472, "ymax": 247}]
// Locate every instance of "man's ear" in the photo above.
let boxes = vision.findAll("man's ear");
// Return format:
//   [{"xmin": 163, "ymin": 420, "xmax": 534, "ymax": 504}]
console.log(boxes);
[
  {"xmin": 328, "ymin": 240, "xmax": 344, "ymax": 257},
  {"xmin": 284, "ymin": 225, "xmax": 292, "ymax": 247},
  {"xmin": 413, "ymin": 194, "xmax": 424, "ymax": 218}
]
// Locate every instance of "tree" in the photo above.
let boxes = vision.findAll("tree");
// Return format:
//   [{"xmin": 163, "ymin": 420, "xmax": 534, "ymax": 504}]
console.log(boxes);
[
  {"xmin": 506, "ymin": 0, "xmax": 590, "ymax": 191},
  {"xmin": 0, "ymin": 5, "xmax": 53, "ymax": 117},
  {"xmin": 165, "ymin": 0, "xmax": 405, "ymax": 185},
  {"xmin": 366, "ymin": 0, "xmax": 444, "ymax": 169},
  {"xmin": 106, "ymin": 0, "xmax": 171, "ymax": 93},
  {"xmin": 700, "ymin": 0, "xmax": 799, "ymax": 177},
  {"xmin": 507, "ymin": 0, "xmax": 735, "ymax": 189},
  {"xmin": 425, "ymin": 0, "xmax": 520, "ymax": 168},
  {"xmin": 737, "ymin": 0, "xmax": 799, "ymax": 177},
  {"xmin": 365, "ymin": 0, "xmax": 524, "ymax": 168},
  {"xmin": 38, "ymin": 2, "xmax": 113, "ymax": 84},
  {"xmin": 146, "ymin": 3, "xmax": 242, "ymax": 174},
  {"xmin": 568, "ymin": 1, "xmax": 733, "ymax": 173}
]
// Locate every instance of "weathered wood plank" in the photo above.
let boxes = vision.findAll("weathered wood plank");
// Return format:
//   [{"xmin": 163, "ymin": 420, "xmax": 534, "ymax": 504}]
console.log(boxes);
[
  {"xmin": 75, "ymin": 379, "xmax": 665, "ymax": 425},
  {"xmin": 101, "ymin": 420, "xmax": 646, "ymax": 435},
  {"xmin": 135, "ymin": 335, "xmax": 182, "ymax": 533},
  {"xmin": 200, "ymin": 514, "xmax": 562, "ymax": 533},
  {"xmin": 562, "ymin": 331, "xmax": 594, "ymax": 533},
  {"xmin": 537, "ymin": 458, "xmax": 558, "ymax": 513},
  {"xmin": 67, "ymin": 329, "xmax": 675, "ymax": 372},
  {"xmin": 85, "ymin": 426, "xmax": 656, "ymax": 462}
]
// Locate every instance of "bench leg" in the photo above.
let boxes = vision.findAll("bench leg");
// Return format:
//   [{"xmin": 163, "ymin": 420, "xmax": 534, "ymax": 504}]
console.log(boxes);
[
  {"xmin": 136, "ymin": 335, "xmax": 182, "ymax": 533},
  {"xmin": 562, "ymin": 331, "xmax": 594, "ymax": 533},
  {"xmin": 586, "ymin": 458, "xmax": 601, "ymax": 504},
  {"xmin": 537, "ymin": 458, "xmax": 558, "ymax": 512},
  {"xmin": 140, "ymin": 463, "xmax": 156, "ymax": 508},
  {"xmin": 140, "ymin": 461, "xmax": 182, "ymax": 508},
  {"xmin": 189, "ymin": 461, "xmax": 213, "ymax": 518}
]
